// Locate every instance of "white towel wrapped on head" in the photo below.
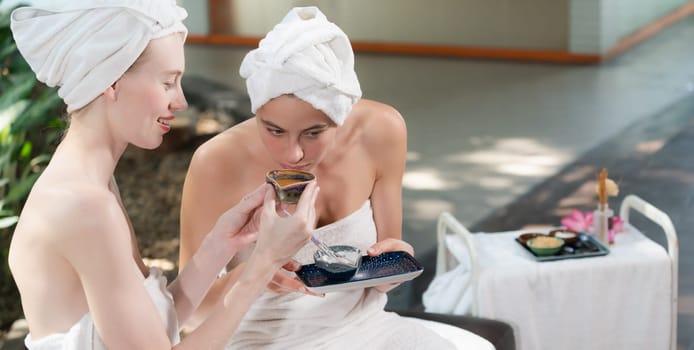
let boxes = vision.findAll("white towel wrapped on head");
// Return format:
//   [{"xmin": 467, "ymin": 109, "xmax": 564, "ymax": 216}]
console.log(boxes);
[
  {"xmin": 10, "ymin": 0, "xmax": 188, "ymax": 112},
  {"xmin": 240, "ymin": 6, "xmax": 362, "ymax": 126}
]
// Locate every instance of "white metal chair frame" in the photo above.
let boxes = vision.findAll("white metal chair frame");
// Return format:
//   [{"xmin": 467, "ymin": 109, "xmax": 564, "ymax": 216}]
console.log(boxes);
[
  {"xmin": 435, "ymin": 211, "xmax": 480, "ymax": 316},
  {"xmin": 619, "ymin": 194, "xmax": 678, "ymax": 350},
  {"xmin": 435, "ymin": 194, "xmax": 679, "ymax": 350}
]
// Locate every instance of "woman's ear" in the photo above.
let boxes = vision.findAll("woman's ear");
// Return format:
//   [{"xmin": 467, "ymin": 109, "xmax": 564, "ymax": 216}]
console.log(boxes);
[{"xmin": 102, "ymin": 79, "xmax": 120, "ymax": 101}]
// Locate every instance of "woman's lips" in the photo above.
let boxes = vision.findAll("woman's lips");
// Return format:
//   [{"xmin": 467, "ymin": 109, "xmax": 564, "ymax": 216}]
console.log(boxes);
[{"xmin": 157, "ymin": 116, "xmax": 174, "ymax": 132}]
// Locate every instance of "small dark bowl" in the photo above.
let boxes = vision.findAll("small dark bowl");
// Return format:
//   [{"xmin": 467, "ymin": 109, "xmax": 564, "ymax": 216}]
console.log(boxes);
[
  {"xmin": 266, "ymin": 169, "xmax": 316, "ymax": 204},
  {"xmin": 549, "ymin": 229, "xmax": 579, "ymax": 245},
  {"xmin": 313, "ymin": 245, "xmax": 362, "ymax": 280},
  {"xmin": 518, "ymin": 232, "xmax": 546, "ymax": 245}
]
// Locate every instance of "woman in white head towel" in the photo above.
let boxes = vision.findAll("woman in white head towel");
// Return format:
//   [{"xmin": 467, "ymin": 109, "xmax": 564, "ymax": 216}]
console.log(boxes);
[
  {"xmin": 8, "ymin": 1, "xmax": 320, "ymax": 349},
  {"xmin": 179, "ymin": 6, "xmax": 494, "ymax": 350}
]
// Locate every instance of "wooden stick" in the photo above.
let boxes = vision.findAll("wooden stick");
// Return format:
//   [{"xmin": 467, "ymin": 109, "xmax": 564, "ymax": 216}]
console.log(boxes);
[{"xmin": 599, "ymin": 168, "xmax": 607, "ymax": 210}]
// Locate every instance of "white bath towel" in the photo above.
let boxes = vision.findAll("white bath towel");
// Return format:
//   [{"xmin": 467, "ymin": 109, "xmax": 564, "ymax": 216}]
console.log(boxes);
[
  {"xmin": 240, "ymin": 6, "xmax": 361, "ymax": 126},
  {"xmin": 24, "ymin": 267, "xmax": 179, "ymax": 349},
  {"xmin": 10, "ymin": 0, "xmax": 187, "ymax": 112},
  {"xmin": 229, "ymin": 200, "xmax": 490, "ymax": 349}
]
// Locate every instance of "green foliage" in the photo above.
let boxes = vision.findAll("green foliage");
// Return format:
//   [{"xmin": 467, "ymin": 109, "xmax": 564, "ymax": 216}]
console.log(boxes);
[{"xmin": 0, "ymin": 2, "xmax": 66, "ymax": 329}]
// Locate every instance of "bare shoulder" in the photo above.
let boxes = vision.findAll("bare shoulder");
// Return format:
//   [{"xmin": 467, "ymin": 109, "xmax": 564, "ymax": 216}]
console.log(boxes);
[
  {"xmin": 188, "ymin": 118, "xmax": 258, "ymax": 182},
  {"xmin": 11, "ymin": 183, "xmax": 130, "ymax": 270},
  {"xmin": 21, "ymin": 184, "xmax": 126, "ymax": 243},
  {"xmin": 354, "ymin": 99, "xmax": 406, "ymax": 128},
  {"xmin": 349, "ymin": 99, "xmax": 407, "ymax": 153}
]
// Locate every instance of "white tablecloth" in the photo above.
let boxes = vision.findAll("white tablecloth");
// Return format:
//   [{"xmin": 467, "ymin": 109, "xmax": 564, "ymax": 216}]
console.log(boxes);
[{"xmin": 423, "ymin": 225, "xmax": 672, "ymax": 350}]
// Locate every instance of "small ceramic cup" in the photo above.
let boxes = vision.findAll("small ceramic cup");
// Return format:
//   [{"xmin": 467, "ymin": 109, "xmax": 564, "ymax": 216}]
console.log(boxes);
[
  {"xmin": 266, "ymin": 169, "xmax": 316, "ymax": 204},
  {"xmin": 314, "ymin": 245, "xmax": 362, "ymax": 280}
]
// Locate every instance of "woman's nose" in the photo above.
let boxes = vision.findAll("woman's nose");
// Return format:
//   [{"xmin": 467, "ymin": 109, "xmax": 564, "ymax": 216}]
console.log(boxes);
[
  {"xmin": 286, "ymin": 141, "xmax": 304, "ymax": 163},
  {"xmin": 171, "ymin": 88, "xmax": 188, "ymax": 112}
]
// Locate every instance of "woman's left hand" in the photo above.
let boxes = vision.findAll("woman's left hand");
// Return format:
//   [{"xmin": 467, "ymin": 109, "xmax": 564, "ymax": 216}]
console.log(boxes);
[
  {"xmin": 366, "ymin": 238, "xmax": 414, "ymax": 293},
  {"xmin": 367, "ymin": 238, "xmax": 414, "ymax": 257}
]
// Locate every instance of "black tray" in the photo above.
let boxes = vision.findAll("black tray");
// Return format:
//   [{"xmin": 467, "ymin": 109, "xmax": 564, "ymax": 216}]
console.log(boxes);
[
  {"xmin": 516, "ymin": 233, "xmax": 610, "ymax": 262},
  {"xmin": 296, "ymin": 251, "xmax": 423, "ymax": 293}
]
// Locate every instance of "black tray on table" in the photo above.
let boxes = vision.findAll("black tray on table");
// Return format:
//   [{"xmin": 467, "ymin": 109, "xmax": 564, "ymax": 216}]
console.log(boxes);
[{"xmin": 515, "ymin": 233, "xmax": 610, "ymax": 262}]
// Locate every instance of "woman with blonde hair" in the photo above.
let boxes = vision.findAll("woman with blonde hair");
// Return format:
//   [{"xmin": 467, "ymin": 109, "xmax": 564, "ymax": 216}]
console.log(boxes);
[{"xmin": 9, "ymin": 1, "xmax": 318, "ymax": 349}]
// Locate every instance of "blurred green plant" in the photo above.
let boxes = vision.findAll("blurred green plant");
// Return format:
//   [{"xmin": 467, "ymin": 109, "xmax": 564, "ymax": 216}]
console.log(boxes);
[{"xmin": 0, "ymin": 1, "xmax": 66, "ymax": 329}]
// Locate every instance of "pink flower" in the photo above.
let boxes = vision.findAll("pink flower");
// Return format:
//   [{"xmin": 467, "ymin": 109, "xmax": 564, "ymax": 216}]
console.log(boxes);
[
  {"xmin": 561, "ymin": 209, "xmax": 625, "ymax": 244},
  {"xmin": 560, "ymin": 209, "xmax": 594, "ymax": 233},
  {"xmin": 608, "ymin": 216, "xmax": 624, "ymax": 244}
]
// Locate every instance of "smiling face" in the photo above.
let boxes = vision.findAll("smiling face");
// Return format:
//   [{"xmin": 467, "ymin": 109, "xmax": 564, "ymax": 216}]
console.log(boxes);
[
  {"xmin": 107, "ymin": 33, "xmax": 188, "ymax": 150},
  {"xmin": 256, "ymin": 95, "xmax": 337, "ymax": 172}
]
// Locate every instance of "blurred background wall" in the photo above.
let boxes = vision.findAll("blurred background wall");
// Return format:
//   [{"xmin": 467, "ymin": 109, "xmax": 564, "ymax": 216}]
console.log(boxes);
[{"xmin": 180, "ymin": 0, "xmax": 692, "ymax": 54}]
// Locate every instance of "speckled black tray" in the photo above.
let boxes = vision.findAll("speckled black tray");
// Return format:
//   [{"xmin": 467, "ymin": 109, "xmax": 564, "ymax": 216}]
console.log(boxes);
[
  {"xmin": 296, "ymin": 251, "xmax": 423, "ymax": 292},
  {"xmin": 516, "ymin": 233, "xmax": 610, "ymax": 262}
]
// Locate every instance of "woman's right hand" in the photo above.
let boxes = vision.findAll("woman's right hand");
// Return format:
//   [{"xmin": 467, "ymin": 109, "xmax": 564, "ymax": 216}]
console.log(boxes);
[{"xmin": 253, "ymin": 182, "xmax": 319, "ymax": 268}]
